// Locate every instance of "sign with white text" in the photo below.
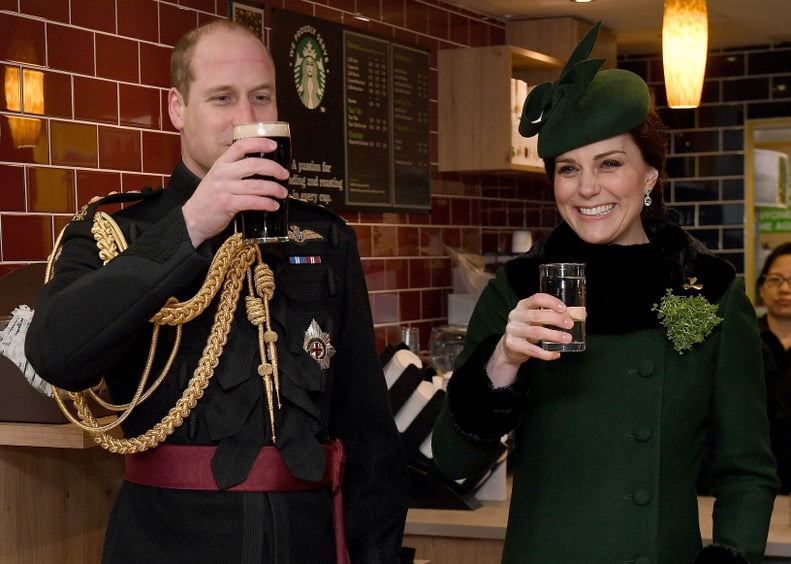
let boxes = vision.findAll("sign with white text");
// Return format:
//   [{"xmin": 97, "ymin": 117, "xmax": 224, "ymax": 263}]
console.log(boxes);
[{"xmin": 270, "ymin": 9, "xmax": 430, "ymax": 212}]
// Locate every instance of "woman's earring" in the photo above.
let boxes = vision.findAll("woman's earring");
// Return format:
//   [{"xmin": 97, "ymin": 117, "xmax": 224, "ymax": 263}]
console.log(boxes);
[{"xmin": 644, "ymin": 189, "xmax": 653, "ymax": 207}]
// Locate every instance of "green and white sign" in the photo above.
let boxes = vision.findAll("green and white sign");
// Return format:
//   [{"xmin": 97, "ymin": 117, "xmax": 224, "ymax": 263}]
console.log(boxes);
[{"xmin": 758, "ymin": 207, "xmax": 791, "ymax": 233}]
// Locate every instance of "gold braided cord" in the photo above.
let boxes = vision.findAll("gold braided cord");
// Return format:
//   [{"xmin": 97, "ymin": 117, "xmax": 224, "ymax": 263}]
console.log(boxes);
[
  {"xmin": 151, "ymin": 234, "xmax": 249, "ymax": 326},
  {"xmin": 253, "ymin": 257, "xmax": 281, "ymax": 410},
  {"xmin": 245, "ymin": 249, "xmax": 280, "ymax": 442},
  {"xmin": 64, "ymin": 238, "xmax": 257, "ymax": 452},
  {"xmin": 75, "ymin": 242, "xmax": 257, "ymax": 453},
  {"xmin": 88, "ymin": 323, "xmax": 183, "ymax": 411},
  {"xmin": 81, "ymin": 235, "xmax": 249, "ymax": 416},
  {"xmin": 45, "ymin": 226, "xmax": 65, "ymax": 282},
  {"xmin": 46, "ymin": 207, "xmax": 277, "ymax": 453},
  {"xmin": 50, "ymin": 211, "xmax": 186, "ymax": 430},
  {"xmin": 50, "ymin": 322, "xmax": 181, "ymax": 435}
]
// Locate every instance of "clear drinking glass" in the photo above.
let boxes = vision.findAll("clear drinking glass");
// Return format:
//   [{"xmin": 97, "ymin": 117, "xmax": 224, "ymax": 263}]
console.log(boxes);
[
  {"xmin": 539, "ymin": 263, "xmax": 586, "ymax": 352},
  {"xmin": 430, "ymin": 325, "xmax": 467, "ymax": 374}
]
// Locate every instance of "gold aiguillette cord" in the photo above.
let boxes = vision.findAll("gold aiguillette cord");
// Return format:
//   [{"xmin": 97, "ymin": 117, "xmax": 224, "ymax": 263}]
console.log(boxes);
[{"xmin": 245, "ymin": 245, "xmax": 281, "ymax": 443}]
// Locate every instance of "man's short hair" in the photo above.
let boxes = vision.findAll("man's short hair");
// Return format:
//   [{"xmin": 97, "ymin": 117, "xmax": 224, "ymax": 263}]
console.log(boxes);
[{"xmin": 170, "ymin": 20, "xmax": 269, "ymax": 104}]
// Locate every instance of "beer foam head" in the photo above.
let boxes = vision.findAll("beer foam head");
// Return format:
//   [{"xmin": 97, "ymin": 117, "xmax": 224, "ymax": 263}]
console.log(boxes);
[{"xmin": 233, "ymin": 121, "xmax": 290, "ymax": 141}]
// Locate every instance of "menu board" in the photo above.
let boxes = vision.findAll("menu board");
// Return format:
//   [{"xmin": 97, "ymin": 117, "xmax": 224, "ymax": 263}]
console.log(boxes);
[
  {"xmin": 344, "ymin": 33, "xmax": 391, "ymax": 207},
  {"xmin": 392, "ymin": 44, "xmax": 431, "ymax": 209},
  {"xmin": 270, "ymin": 9, "xmax": 430, "ymax": 212}
]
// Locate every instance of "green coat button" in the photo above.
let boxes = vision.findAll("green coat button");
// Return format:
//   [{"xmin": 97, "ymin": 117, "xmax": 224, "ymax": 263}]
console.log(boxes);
[
  {"xmin": 633, "ymin": 488, "xmax": 651, "ymax": 506},
  {"xmin": 638, "ymin": 360, "xmax": 654, "ymax": 377},
  {"xmin": 634, "ymin": 426, "xmax": 652, "ymax": 442}
]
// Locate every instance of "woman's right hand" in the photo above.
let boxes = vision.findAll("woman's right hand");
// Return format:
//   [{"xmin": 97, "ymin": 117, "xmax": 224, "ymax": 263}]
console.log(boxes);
[{"xmin": 485, "ymin": 293, "xmax": 574, "ymax": 388}]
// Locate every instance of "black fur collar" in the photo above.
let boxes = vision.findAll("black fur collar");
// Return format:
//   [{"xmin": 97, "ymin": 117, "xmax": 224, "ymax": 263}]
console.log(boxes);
[{"xmin": 504, "ymin": 219, "xmax": 735, "ymax": 335}]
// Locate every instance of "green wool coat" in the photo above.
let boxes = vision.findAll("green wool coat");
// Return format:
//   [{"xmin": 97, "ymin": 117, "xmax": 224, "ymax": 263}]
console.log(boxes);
[{"xmin": 432, "ymin": 220, "xmax": 779, "ymax": 564}]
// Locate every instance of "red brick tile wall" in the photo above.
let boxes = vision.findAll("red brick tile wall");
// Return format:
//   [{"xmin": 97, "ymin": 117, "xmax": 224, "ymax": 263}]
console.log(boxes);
[{"xmin": 0, "ymin": 1, "xmax": 558, "ymax": 353}]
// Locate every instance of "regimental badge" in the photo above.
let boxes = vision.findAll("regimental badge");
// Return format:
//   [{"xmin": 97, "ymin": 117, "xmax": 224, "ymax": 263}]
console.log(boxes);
[
  {"xmin": 303, "ymin": 319, "xmax": 335, "ymax": 370},
  {"xmin": 288, "ymin": 225, "xmax": 324, "ymax": 243}
]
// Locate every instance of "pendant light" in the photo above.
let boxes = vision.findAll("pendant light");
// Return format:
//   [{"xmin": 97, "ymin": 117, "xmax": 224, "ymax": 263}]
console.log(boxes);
[{"xmin": 662, "ymin": 0, "xmax": 709, "ymax": 109}]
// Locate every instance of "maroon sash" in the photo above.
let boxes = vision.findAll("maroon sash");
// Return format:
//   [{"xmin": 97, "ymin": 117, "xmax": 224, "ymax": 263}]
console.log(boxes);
[{"xmin": 125, "ymin": 439, "xmax": 349, "ymax": 564}]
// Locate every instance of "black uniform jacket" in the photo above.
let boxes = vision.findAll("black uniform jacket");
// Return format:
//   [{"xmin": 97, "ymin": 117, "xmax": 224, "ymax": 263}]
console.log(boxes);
[
  {"xmin": 25, "ymin": 161, "xmax": 409, "ymax": 563},
  {"xmin": 760, "ymin": 315, "xmax": 791, "ymax": 494}
]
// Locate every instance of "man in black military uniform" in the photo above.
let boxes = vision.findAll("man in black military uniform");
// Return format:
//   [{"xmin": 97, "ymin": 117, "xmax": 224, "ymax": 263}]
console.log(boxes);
[{"xmin": 25, "ymin": 19, "xmax": 408, "ymax": 564}]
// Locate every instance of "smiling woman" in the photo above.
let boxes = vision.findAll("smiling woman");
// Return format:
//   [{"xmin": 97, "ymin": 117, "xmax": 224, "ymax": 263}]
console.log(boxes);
[
  {"xmin": 431, "ymin": 22, "xmax": 779, "ymax": 564},
  {"xmin": 551, "ymin": 134, "xmax": 659, "ymax": 246}
]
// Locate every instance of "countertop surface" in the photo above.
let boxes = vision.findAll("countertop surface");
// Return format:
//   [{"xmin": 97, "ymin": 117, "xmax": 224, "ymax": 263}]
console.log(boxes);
[{"xmin": 406, "ymin": 492, "xmax": 791, "ymax": 557}]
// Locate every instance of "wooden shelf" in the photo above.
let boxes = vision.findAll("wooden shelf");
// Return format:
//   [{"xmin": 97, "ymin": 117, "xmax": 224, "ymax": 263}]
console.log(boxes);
[
  {"xmin": 508, "ymin": 46, "xmax": 563, "ymax": 72},
  {"xmin": 0, "ymin": 417, "xmax": 115, "ymax": 449},
  {"xmin": 438, "ymin": 45, "xmax": 561, "ymax": 173}
]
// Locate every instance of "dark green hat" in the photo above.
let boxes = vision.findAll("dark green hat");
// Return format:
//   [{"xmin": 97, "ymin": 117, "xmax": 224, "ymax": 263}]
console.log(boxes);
[{"xmin": 519, "ymin": 22, "xmax": 650, "ymax": 159}]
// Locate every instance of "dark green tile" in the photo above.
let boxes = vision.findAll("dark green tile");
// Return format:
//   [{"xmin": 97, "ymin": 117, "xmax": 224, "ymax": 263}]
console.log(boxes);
[
  {"xmin": 722, "ymin": 77, "xmax": 770, "ymax": 102},
  {"xmin": 699, "ymin": 154, "xmax": 744, "ymax": 177},
  {"xmin": 672, "ymin": 130, "xmax": 720, "ymax": 154},
  {"xmin": 674, "ymin": 179, "xmax": 720, "ymax": 202}
]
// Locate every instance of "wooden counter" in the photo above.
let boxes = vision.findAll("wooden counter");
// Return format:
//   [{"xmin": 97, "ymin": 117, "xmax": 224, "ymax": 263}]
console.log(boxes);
[
  {"xmin": 699, "ymin": 495, "xmax": 791, "ymax": 558},
  {"xmin": 0, "ymin": 420, "xmax": 109, "ymax": 449},
  {"xmin": 404, "ymin": 492, "xmax": 791, "ymax": 562},
  {"xmin": 4, "ymin": 420, "xmax": 790, "ymax": 564},
  {"xmin": 404, "ymin": 494, "xmax": 510, "ymax": 562},
  {"xmin": 0, "ymin": 421, "xmax": 124, "ymax": 564}
]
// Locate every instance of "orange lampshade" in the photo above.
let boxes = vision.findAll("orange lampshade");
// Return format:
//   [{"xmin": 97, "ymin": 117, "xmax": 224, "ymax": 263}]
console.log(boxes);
[{"xmin": 662, "ymin": 0, "xmax": 709, "ymax": 109}]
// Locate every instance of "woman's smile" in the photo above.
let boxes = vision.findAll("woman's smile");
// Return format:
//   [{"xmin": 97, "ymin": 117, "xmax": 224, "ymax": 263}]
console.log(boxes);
[{"xmin": 577, "ymin": 203, "xmax": 615, "ymax": 217}]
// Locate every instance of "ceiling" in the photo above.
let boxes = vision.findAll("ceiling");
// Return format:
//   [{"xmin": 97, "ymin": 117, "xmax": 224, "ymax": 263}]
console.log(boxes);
[{"xmin": 444, "ymin": 0, "xmax": 791, "ymax": 55}]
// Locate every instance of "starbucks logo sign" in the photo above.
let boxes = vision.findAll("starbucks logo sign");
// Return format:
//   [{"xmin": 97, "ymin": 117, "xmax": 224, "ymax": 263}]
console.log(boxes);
[{"xmin": 289, "ymin": 25, "xmax": 328, "ymax": 110}]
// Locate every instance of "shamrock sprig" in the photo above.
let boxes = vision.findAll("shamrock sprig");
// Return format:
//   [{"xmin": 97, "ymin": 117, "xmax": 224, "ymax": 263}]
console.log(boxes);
[{"xmin": 651, "ymin": 289, "xmax": 723, "ymax": 354}]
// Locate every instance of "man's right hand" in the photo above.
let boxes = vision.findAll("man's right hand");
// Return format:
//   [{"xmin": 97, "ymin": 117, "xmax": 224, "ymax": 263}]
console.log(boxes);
[{"xmin": 181, "ymin": 137, "xmax": 289, "ymax": 248}]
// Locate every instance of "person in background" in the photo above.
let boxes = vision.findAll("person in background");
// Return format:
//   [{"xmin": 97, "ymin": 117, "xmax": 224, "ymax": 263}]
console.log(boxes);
[
  {"xmin": 431, "ymin": 23, "xmax": 778, "ymax": 564},
  {"xmin": 25, "ymin": 20, "xmax": 408, "ymax": 564},
  {"xmin": 758, "ymin": 242, "xmax": 791, "ymax": 494}
]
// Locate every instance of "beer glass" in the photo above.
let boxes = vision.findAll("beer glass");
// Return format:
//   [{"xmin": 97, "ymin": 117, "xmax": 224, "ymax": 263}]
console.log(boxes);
[{"xmin": 233, "ymin": 121, "xmax": 291, "ymax": 244}]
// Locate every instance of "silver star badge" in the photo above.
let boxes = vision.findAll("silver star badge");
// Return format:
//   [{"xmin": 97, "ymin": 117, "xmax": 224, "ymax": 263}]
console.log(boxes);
[{"xmin": 303, "ymin": 319, "xmax": 335, "ymax": 370}]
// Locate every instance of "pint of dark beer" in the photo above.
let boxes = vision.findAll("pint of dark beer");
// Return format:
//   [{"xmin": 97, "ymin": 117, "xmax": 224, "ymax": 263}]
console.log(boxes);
[{"xmin": 233, "ymin": 121, "xmax": 291, "ymax": 244}]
